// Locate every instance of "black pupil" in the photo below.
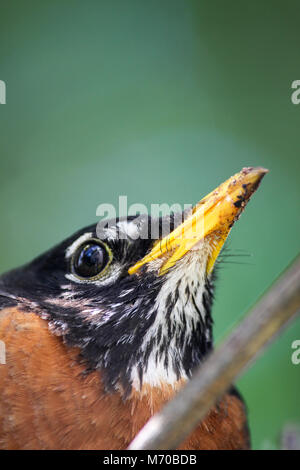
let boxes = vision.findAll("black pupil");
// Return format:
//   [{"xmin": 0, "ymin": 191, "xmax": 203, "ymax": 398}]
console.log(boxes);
[{"xmin": 74, "ymin": 243, "xmax": 108, "ymax": 278}]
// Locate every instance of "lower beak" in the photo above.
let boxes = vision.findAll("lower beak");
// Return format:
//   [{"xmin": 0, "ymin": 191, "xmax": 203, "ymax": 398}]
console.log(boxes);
[{"xmin": 128, "ymin": 167, "xmax": 268, "ymax": 276}]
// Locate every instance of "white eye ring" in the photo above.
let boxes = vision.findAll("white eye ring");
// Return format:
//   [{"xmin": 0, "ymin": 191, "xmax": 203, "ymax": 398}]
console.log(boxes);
[
  {"xmin": 65, "ymin": 232, "xmax": 121, "ymax": 286},
  {"xmin": 65, "ymin": 232, "xmax": 93, "ymax": 259}
]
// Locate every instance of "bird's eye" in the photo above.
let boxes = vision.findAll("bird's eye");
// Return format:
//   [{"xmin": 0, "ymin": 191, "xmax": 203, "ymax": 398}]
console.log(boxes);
[{"xmin": 71, "ymin": 239, "xmax": 112, "ymax": 280}]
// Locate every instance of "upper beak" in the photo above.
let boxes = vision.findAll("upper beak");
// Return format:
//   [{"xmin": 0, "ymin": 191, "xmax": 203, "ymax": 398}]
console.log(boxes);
[{"xmin": 128, "ymin": 167, "xmax": 268, "ymax": 276}]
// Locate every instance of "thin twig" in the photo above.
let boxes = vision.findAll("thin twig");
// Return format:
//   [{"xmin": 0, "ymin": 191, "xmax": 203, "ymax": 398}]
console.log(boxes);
[{"xmin": 128, "ymin": 256, "xmax": 300, "ymax": 450}]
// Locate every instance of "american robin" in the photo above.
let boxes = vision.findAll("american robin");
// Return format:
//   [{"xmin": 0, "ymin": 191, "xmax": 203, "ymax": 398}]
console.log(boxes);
[{"xmin": 0, "ymin": 167, "xmax": 267, "ymax": 450}]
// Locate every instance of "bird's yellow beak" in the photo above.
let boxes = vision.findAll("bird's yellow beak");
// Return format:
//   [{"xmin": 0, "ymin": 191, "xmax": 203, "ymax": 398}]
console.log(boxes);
[{"xmin": 128, "ymin": 167, "xmax": 268, "ymax": 277}]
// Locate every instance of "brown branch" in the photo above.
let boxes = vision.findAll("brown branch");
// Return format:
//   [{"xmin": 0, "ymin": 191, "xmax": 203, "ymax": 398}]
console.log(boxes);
[{"xmin": 128, "ymin": 256, "xmax": 300, "ymax": 450}]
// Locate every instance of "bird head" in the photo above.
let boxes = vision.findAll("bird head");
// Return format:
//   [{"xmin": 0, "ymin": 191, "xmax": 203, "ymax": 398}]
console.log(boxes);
[{"xmin": 0, "ymin": 167, "xmax": 267, "ymax": 397}]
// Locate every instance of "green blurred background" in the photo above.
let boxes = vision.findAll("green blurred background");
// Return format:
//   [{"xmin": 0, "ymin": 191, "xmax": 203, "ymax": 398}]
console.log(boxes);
[{"xmin": 0, "ymin": 0, "xmax": 299, "ymax": 449}]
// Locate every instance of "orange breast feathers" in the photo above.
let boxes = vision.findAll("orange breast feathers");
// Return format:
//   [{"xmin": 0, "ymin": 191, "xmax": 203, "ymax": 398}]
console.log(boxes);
[{"xmin": 0, "ymin": 307, "xmax": 249, "ymax": 450}]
